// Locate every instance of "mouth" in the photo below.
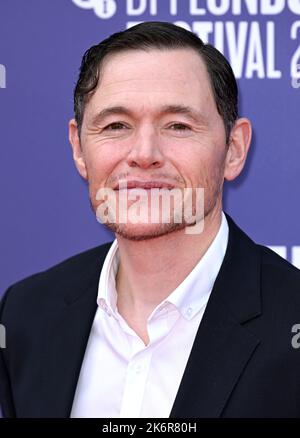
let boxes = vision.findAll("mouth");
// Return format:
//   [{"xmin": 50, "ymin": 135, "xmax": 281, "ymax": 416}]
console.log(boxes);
[{"xmin": 113, "ymin": 180, "xmax": 176, "ymax": 190}]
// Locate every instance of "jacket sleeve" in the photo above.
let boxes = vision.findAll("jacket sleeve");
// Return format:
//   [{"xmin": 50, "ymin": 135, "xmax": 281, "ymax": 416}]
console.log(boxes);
[{"xmin": 0, "ymin": 286, "xmax": 16, "ymax": 418}]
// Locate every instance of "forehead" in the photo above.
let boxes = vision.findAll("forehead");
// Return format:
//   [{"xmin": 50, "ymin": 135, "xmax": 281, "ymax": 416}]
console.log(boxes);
[{"xmin": 85, "ymin": 48, "xmax": 217, "ymax": 119}]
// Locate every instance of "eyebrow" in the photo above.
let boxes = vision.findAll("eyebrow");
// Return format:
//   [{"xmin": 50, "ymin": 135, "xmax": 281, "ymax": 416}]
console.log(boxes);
[{"xmin": 90, "ymin": 104, "xmax": 207, "ymax": 126}]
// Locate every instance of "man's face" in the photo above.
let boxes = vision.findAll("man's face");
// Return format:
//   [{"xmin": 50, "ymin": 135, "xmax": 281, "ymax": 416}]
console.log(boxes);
[{"xmin": 71, "ymin": 48, "xmax": 237, "ymax": 240}]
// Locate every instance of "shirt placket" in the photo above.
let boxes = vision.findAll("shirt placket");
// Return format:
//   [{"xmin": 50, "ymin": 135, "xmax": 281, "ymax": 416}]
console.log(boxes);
[
  {"xmin": 118, "ymin": 305, "xmax": 179, "ymax": 417},
  {"xmin": 119, "ymin": 333, "xmax": 152, "ymax": 417}
]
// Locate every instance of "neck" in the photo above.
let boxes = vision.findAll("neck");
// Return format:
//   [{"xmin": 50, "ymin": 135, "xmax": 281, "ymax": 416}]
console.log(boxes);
[{"xmin": 115, "ymin": 207, "xmax": 223, "ymax": 319}]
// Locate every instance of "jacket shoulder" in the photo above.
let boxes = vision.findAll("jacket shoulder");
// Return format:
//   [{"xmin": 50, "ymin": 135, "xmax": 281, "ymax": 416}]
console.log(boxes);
[
  {"xmin": 258, "ymin": 244, "xmax": 300, "ymax": 307},
  {"xmin": 259, "ymin": 244, "xmax": 300, "ymax": 279},
  {"xmin": 0, "ymin": 241, "xmax": 113, "ymax": 319}
]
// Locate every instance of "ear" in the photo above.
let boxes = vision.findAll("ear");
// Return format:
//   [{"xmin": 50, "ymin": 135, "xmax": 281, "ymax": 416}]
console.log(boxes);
[
  {"xmin": 224, "ymin": 117, "xmax": 252, "ymax": 181},
  {"xmin": 69, "ymin": 119, "xmax": 88, "ymax": 180}
]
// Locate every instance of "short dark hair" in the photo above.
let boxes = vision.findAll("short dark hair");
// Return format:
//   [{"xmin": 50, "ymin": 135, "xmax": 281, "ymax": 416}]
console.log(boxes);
[{"xmin": 73, "ymin": 21, "xmax": 238, "ymax": 143}]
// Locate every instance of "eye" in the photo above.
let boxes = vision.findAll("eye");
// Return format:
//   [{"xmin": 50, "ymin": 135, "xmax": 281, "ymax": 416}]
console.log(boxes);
[
  {"xmin": 103, "ymin": 122, "xmax": 128, "ymax": 131},
  {"xmin": 169, "ymin": 123, "xmax": 191, "ymax": 131}
]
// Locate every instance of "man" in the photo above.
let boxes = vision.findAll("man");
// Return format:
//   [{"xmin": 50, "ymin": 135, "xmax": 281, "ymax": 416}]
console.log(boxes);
[{"xmin": 1, "ymin": 21, "xmax": 300, "ymax": 418}]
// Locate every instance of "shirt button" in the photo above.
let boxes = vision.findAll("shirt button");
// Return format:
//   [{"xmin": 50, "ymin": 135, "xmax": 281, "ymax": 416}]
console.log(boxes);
[
  {"xmin": 135, "ymin": 364, "xmax": 143, "ymax": 374},
  {"xmin": 101, "ymin": 302, "xmax": 111, "ymax": 316},
  {"xmin": 186, "ymin": 307, "xmax": 193, "ymax": 317}
]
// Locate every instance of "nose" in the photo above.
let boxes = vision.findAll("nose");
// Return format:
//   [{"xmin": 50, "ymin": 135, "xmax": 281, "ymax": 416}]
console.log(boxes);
[{"xmin": 126, "ymin": 126, "xmax": 164, "ymax": 169}]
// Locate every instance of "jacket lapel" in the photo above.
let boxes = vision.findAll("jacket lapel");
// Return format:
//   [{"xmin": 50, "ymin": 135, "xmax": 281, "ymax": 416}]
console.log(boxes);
[
  {"xmin": 39, "ymin": 242, "xmax": 113, "ymax": 418},
  {"xmin": 170, "ymin": 215, "xmax": 262, "ymax": 418}
]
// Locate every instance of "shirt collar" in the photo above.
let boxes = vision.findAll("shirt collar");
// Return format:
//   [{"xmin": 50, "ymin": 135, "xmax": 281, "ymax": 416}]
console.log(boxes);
[
  {"xmin": 163, "ymin": 211, "xmax": 228, "ymax": 319},
  {"xmin": 97, "ymin": 212, "xmax": 229, "ymax": 321}
]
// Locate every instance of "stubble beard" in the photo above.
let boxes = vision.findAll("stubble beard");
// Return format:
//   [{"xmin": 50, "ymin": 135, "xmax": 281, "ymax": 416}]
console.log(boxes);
[{"xmin": 89, "ymin": 183, "xmax": 223, "ymax": 242}]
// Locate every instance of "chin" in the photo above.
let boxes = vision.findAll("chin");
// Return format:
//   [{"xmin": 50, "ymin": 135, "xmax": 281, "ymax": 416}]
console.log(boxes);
[{"xmin": 104, "ymin": 221, "xmax": 188, "ymax": 241}]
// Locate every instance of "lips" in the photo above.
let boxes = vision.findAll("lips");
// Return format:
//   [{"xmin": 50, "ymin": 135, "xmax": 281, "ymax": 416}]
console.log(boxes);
[{"xmin": 114, "ymin": 180, "xmax": 176, "ymax": 190}]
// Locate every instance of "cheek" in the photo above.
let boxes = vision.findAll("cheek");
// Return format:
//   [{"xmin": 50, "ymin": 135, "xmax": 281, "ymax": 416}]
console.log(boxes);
[
  {"xmin": 182, "ymin": 152, "xmax": 226, "ymax": 188},
  {"xmin": 84, "ymin": 145, "xmax": 121, "ymax": 184},
  {"xmin": 175, "ymin": 149, "xmax": 211, "ymax": 181}
]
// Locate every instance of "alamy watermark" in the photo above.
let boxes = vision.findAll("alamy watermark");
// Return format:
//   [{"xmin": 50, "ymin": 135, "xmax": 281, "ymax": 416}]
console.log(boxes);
[
  {"xmin": 0, "ymin": 324, "xmax": 6, "ymax": 349},
  {"xmin": 291, "ymin": 63, "xmax": 300, "ymax": 89},
  {"xmin": 0, "ymin": 64, "xmax": 6, "ymax": 88},
  {"xmin": 95, "ymin": 184, "xmax": 205, "ymax": 235},
  {"xmin": 291, "ymin": 324, "xmax": 300, "ymax": 349}
]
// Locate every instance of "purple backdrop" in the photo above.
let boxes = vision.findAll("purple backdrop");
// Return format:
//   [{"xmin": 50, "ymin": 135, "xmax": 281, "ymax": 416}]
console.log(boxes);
[{"xmin": 1, "ymin": 0, "xmax": 300, "ymax": 296}]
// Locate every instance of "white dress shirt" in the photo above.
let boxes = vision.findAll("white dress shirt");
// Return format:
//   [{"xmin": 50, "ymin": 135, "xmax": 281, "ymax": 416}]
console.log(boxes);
[{"xmin": 70, "ymin": 212, "xmax": 229, "ymax": 418}]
